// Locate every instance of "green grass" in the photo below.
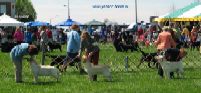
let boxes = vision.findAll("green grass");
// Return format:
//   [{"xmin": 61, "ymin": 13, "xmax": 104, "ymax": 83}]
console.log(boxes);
[{"xmin": 0, "ymin": 43, "xmax": 201, "ymax": 93}]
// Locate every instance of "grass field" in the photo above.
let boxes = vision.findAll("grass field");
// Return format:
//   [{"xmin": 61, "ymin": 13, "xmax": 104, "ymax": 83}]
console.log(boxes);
[{"xmin": 0, "ymin": 43, "xmax": 201, "ymax": 93}]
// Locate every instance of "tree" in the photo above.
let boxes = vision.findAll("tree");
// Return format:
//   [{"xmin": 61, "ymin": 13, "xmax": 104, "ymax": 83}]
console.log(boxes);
[{"xmin": 15, "ymin": 0, "xmax": 37, "ymax": 22}]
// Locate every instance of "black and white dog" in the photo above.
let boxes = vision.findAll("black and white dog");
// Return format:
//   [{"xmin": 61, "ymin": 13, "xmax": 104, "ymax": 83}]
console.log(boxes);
[
  {"xmin": 136, "ymin": 48, "xmax": 158, "ymax": 68},
  {"xmin": 47, "ymin": 55, "xmax": 80, "ymax": 72},
  {"xmin": 47, "ymin": 42, "xmax": 62, "ymax": 52}
]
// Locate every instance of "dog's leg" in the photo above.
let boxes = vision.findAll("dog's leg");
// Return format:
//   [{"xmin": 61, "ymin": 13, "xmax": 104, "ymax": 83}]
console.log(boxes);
[
  {"xmin": 158, "ymin": 66, "xmax": 164, "ymax": 78},
  {"xmin": 59, "ymin": 46, "xmax": 62, "ymax": 52},
  {"xmin": 88, "ymin": 74, "xmax": 93, "ymax": 81},
  {"xmin": 178, "ymin": 68, "xmax": 184, "ymax": 79},
  {"xmin": 148, "ymin": 62, "xmax": 152, "ymax": 68},
  {"xmin": 104, "ymin": 70, "xmax": 112, "ymax": 81},
  {"xmin": 170, "ymin": 72, "xmax": 174, "ymax": 79},
  {"xmin": 34, "ymin": 75, "xmax": 38, "ymax": 83},
  {"xmin": 164, "ymin": 71, "xmax": 171, "ymax": 79},
  {"xmin": 92, "ymin": 75, "xmax": 97, "ymax": 81},
  {"xmin": 137, "ymin": 59, "xmax": 143, "ymax": 68},
  {"xmin": 54, "ymin": 71, "xmax": 60, "ymax": 82},
  {"xmin": 155, "ymin": 62, "xmax": 160, "ymax": 69}
]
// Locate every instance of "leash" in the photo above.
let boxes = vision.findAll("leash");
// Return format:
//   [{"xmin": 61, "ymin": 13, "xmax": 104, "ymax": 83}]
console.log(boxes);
[{"xmin": 49, "ymin": 55, "xmax": 80, "ymax": 65}]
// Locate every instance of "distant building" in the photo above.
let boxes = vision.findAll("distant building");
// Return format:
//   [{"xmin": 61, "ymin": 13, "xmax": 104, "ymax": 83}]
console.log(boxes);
[
  {"xmin": 150, "ymin": 16, "xmax": 158, "ymax": 23},
  {"xmin": 0, "ymin": 0, "xmax": 16, "ymax": 17}
]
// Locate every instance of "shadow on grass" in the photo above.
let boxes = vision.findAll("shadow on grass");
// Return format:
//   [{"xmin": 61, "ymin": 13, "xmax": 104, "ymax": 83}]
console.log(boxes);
[
  {"xmin": 181, "ymin": 77, "xmax": 201, "ymax": 80},
  {"xmin": 22, "ymin": 81, "xmax": 60, "ymax": 85},
  {"xmin": 184, "ymin": 68, "xmax": 201, "ymax": 71}
]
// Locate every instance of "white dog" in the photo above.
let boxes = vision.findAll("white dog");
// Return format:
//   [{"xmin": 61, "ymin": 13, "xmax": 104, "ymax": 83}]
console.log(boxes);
[
  {"xmin": 29, "ymin": 58, "xmax": 60, "ymax": 82},
  {"xmin": 82, "ymin": 55, "xmax": 112, "ymax": 81},
  {"xmin": 156, "ymin": 55, "xmax": 184, "ymax": 79}
]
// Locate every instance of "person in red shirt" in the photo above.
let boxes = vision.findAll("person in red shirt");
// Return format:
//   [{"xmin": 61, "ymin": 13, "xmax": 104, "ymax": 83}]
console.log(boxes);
[
  {"xmin": 13, "ymin": 27, "xmax": 24, "ymax": 44},
  {"xmin": 46, "ymin": 28, "xmax": 53, "ymax": 43}
]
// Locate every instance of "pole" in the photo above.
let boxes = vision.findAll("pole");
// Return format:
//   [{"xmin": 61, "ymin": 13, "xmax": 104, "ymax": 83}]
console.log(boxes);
[
  {"xmin": 135, "ymin": 0, "xmax": 138, "ymax": 24},
  {"xmin": 68, "ymin": 0, "xmax": 70, "ymax": 19},
  {"xmin": 135, "ymin": 0, "xmax": 138, "ymax": 32},
  {"xmin": 124, "ymin": 56, "xmax": 129, "ymax": 72}
]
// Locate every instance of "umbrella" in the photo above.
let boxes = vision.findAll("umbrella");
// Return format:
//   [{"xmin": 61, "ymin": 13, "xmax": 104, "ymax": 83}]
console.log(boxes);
[
  {"xmin": 56, "ymin": 19, "xmax": 81, "ymax": 26},
  {"xmin": 85, "ymin": 19, "xmax": 104, "ymax": 25},
  {"xmin": 0, "ymin": 13, "xmax": 24, "ymax": 26}
]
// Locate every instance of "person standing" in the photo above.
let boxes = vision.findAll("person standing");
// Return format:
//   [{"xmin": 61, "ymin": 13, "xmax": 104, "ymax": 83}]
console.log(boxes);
[
  {"xmin": 63, "ymin": 24, "xmax": 85, "ymax": 74},
  {"xmin": 40, "ymin": 26, "xmax": 48, "ymax": 65},
  {"xmin": 154, "ymin": 27, "xmax": 176, "ymax": 78},
  {"xmin": 24, "ymin": 28, "xmax": 32, "ymax": 44},
  {"xmin": 181, "ymin": 26, "xmax": 190, "ymax": 48},
  {"xmin": 190, "ymin": 26, "xmax": 198, "ymax": 50},
  {"xmin": 58, "ymin": 28, "xmax": 64, "ymax": 44},
  {"xmin": 79, "ymin": 31, "xmax": 100, "ymax": 81},
  {"xmin": 13, "ymin": 27, "xmax": 24, "ymax": 44},
  {"xmin": 52, "ymin": 27, "xmax": 58, "ymax": 42},
  {"xmin": 10, "ymin": 43, "xmax": 38, "ymax": 83},
  {"xmin": 46, "ymin": 28, "xmax": 53, "ymax": 43},
  {"xmin": 40, "ymin": 26, "xmax": 48, "ymax": 50}
]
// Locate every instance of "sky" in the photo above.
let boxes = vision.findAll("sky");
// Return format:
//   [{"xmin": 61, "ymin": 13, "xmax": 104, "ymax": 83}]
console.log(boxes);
[{"xmin": 31, "ymin": 0, "xmax": 197, "ymax": 25}]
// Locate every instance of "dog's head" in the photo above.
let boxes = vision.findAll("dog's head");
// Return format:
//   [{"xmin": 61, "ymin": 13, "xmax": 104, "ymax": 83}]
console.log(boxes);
[
  {"xmin": 50, "ymin": 61, "xmax": 58, "ymax": 66},
  {"xmin": 155, "ymin": 55, "xmax": 166, "ymax": 62}
]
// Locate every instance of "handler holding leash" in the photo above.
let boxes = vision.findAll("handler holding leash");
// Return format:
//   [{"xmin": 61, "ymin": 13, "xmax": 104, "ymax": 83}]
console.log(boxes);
[
  {"xmin": 62, "ymin": 24, "xmax": 85, "ymax": 74},
  {"xmin": 78, "ymin": 31, "xmax": 100, "ymax": 81},
  {"xmin": 10, "ymin": 43, "xmax": 38, "ymax": 83},
  {"xmin": 154, "ymin": 27, "xmax": 176, "ymax": 78}
]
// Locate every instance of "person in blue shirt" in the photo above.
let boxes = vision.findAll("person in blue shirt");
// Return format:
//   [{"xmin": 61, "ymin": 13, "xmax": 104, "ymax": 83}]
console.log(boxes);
[
  {"xmin": 10, "ymin": 43, "xmax": 38, "ymax": 83},
  {"xmin": 24, "ymin": 29, "xmax": 32, "ymax": 44},
  {"xmin": 63, "ymin": 24, "xmax": 85, "ymax": 74}
]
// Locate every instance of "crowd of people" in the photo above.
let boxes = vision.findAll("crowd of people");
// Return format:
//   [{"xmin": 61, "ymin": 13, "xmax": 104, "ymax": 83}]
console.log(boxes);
[
  {"xmin": 111, "ymin": 23, "xmax": 201, "ymax": 53},
  {"xmin": 0, "ymin": 26, "xmax": 66, "ymax": 47}
]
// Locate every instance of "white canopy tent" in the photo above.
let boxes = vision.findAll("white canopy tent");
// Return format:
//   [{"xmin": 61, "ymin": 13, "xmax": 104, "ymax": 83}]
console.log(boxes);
[
  {"xmin": 85, "ymin": 19, "xmax": 104, "ymax": 25},
  {"xmin": 155, "ymin": 2, "xmax": 201, "ymax": 22},
  {"xmin": 0, "ymin": 14, "xmax": 24, "ymax": 26},
  {"xmin": 127, "ymin": 22, "xmax": 136, "ymax": 29}
]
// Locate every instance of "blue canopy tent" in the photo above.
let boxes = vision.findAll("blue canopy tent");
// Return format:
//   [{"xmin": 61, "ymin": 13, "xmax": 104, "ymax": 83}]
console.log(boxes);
[
  {"xmin": 56, "ymin": 19, "xmax": 81, "ymax": 26},
  {"xmin": 31, "ymin": 21, "xmax": 50, "ymax": 26},
  {"xmin": 25, "ymin": 21, "xmax": 50, "ymax": 26}
]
